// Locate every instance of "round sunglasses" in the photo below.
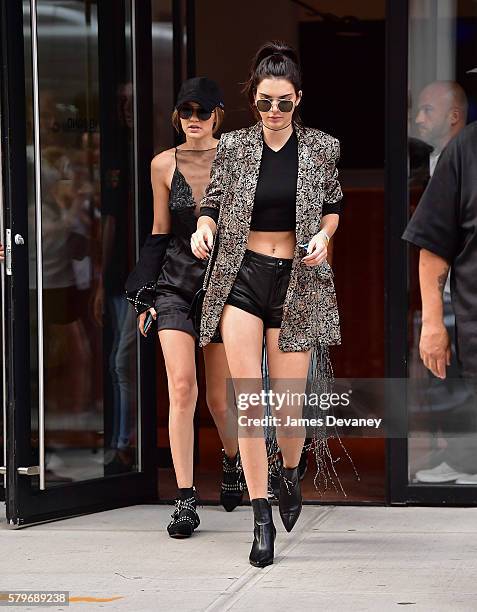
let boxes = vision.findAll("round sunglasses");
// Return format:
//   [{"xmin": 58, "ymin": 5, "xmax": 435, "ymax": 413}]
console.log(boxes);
[
  {"xmin": 256, "ymin": 99, "xmax": 295, "ymax": 113},
  {"xmin": 178, "ymin": 105, "xmax": 213, "ymax": 121}
]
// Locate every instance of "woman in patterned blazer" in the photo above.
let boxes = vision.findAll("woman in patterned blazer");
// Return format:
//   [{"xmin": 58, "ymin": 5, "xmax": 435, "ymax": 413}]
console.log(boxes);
[{"xmin": 191, "ymin": 41, "xmax": 343, "ymax": 567}]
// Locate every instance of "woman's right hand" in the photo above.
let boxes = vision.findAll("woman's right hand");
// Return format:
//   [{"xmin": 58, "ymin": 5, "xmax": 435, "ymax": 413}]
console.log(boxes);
[
  {"xmin": 191, "ymin": 225, "xmax": 214, "ymax": 259},
  {"xmin": 138, "ymin": 307, "xmax": 157, "ymax": 337}
]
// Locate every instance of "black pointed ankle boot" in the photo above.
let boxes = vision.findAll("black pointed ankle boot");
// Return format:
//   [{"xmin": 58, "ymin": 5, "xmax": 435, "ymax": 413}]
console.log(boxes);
[
  {"xmin": 279, "ymin": 466, "xmax": 302, "ymax": 532},
  {"xmin": 249, "ymin": 498, "xmax": 276, "ymax": 568}
]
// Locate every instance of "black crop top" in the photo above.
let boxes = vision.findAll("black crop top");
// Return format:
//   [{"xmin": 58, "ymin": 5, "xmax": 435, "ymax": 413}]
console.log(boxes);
[
  {"xmin": 250, "ymin": 129, "xmax": 298, "ymax": 231},
  {"xmin": 200, "ymin": 129, "xmax": 341, "ymax": 227}
]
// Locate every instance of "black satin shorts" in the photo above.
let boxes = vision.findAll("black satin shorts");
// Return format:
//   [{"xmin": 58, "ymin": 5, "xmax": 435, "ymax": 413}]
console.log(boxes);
[
  {"xmin": 154, "ymin": 289, "xmax": 223, "ymax": 343},
  {"xmin": 154, "ymin": 237, "xmax": 221, "ymax": 342},
  {"xmin": 225, "ymin": 249, "xmax": 293, "ymax": 328}
]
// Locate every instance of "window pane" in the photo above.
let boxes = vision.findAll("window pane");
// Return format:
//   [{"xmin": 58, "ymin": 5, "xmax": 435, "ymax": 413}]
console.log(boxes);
[{"xmin": 24, "ymin": 0, "xmax": 139, "ymax": 486}]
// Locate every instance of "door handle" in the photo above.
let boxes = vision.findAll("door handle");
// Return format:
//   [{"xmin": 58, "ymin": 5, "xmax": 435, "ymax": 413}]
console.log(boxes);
[
  {"xmin": 5, "ymin": 231, "xmax": 25, "ymax": 277},
  {"xmin": 5, "ymin": 229, "xmax": 11, "ymax": 275},
  {"xmin": 0, "ymin": 466, "xmax": 40, "ymax": 476},
  {"xmin": 17, "ymin": 466, "xmax": 40, "ymax": 476}
]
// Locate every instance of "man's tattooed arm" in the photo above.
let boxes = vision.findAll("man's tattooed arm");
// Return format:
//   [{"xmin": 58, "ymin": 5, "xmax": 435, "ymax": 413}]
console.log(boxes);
[
  {"xmin": 419, "ymin": 249, "xmax": 450, "ymax": 325},
  {"xmin": 437, "ymin": 270, "xmax": 448, "ymax": 294}
]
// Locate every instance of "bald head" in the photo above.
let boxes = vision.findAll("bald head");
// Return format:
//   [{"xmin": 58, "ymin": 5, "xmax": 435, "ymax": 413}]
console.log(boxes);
[{"xmin": 416, "ymin": 81, "xmax": 468, "ymax": 152}]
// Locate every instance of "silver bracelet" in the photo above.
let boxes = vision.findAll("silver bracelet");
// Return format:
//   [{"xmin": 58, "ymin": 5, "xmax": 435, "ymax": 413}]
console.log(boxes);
[{"xmin": 318, "ymin": 230, "xmax": 330, "ymax": 245}]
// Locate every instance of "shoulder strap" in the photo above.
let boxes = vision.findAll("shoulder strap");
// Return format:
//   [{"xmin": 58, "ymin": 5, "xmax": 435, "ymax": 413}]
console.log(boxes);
[
  {"xmin": 202, "ymin": 203, "xmax": 223, "ymax": 290},
  {"xmin": 200, "ymin": 143, "xmax": 226, "ymax": 290},
  {"xmin": 202, "ymin": 229, "xmax": 219, "ymax": 290}
]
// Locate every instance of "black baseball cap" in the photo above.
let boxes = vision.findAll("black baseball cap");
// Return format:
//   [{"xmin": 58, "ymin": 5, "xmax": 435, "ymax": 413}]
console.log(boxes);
[{"xmin": 175, "ymin": 77, "xmax": 225, "ymax": 113}]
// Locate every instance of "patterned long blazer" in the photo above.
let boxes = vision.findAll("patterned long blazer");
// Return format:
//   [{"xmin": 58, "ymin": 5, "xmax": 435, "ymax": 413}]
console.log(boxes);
[{"xmin": 198, "ymin": 121, "xmax": 343, "ymax": 353}]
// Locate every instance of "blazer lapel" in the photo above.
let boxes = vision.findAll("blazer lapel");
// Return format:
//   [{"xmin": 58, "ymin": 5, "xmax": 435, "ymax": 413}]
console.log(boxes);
[
  {"xmin": 295, "ymin": 124, "xmax": 311, "ymax": 245},
  {"xmin": 240, "ymin": 122, "xmax": 264, "ymax": 227}
]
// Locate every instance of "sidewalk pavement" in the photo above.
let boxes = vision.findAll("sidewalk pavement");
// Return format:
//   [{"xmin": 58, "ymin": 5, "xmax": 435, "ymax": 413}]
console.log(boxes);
[{"xmin": 1, "ymin": 503, "xmax": 477, "ymax": 611}]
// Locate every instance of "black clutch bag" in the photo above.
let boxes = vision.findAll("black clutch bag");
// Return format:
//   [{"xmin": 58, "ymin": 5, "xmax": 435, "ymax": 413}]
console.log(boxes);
[
  {"xmin": 187, "ymin": 235, "xmax": 219, "ymax": 336},
  {"xmin": 188, "ymin": 286, "xmax": 206, "ymax": 336}
]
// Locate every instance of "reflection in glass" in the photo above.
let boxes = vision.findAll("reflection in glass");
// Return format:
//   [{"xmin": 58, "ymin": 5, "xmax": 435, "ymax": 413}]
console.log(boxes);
[
  {"xmin": 151, "ymin": 0, "xmax": 174, "ymax": 153},
  {"xmin": 407, "ymin": 1, "xmax": 477, "ymax": 486},
  {"xmin": 24, "ymin": 0, "xmax": 138, "ymax": 485}
]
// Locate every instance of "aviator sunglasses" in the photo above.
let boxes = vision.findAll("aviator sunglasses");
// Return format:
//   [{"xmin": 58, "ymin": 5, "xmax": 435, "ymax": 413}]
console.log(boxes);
[
  {"xmin": 178, "ymin": 104, "xmax": 213, "ymax": 121},
  {"xmin": 256, "ymin": 98, "xmax": 295, "ymax": 113}
]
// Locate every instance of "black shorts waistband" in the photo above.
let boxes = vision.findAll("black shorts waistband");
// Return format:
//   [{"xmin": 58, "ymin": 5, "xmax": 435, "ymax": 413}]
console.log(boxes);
[{"xmin": 243, "ymin": 249, "xmax": 293, "ymax": 268}]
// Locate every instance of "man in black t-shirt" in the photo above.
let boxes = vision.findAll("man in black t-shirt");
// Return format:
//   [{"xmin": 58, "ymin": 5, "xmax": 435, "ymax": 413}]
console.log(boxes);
[
  {"xmin": 403, "ymin": 121, "xmax": 477, "ymax": 378},
  {"xmin": 403, "ymin": 121, "xmax": 477, "ymax": 483}
]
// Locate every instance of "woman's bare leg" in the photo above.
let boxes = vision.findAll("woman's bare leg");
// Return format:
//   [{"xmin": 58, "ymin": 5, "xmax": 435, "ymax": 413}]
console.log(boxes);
[
  {"xmin": 265, "ymin": 328, "xmax": 310, "ymax": 469},
  {"xmin": 203, "ymin": 342, "xmax": 238, "ymax": 458},
  {"xmin": 219, "ymin": 305, "xmax": 267, "ymax": 499},
  {"xmin": 158, "ymin": 329, "xmax": 197, "ymax": 488}
]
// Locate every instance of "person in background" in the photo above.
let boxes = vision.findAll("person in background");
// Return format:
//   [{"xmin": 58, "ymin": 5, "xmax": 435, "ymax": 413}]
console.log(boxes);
[
  {"xmin": 415, "ymin": 80, "xmax": 467, "ymax": 177},
  {"xmin": 408, "ymin": 82, "xmax": 474, "ymax": 483},
  {"xmin": 403, "ymin": 119, "xmax": 477, "ymax": 485},
  {"xmin": 94, "ymin": 81, "xmax": 138, "ymax": 473}
]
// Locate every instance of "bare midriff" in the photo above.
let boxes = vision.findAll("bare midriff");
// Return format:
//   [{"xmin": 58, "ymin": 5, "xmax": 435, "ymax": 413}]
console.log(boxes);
[{"xmin": 246, "ymin": 230, "xmax": 296, "ymax": 259}]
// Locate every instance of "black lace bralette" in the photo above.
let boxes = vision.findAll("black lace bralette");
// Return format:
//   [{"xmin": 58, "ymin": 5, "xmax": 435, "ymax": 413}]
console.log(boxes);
[{"xmin": 168, "ymin": 147, "xmax": 217, "ymax": 218}]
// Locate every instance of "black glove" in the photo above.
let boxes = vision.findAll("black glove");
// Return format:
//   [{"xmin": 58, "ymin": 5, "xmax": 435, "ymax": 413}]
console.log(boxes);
[{"xmin": 125, "ymin": 233, "xmax": 172, "ymax": 314}]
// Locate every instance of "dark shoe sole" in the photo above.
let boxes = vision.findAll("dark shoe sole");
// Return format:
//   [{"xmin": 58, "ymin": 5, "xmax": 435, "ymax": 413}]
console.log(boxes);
[
  {"xmin": 249, "ymin": 557, "xmax": 274, "ymax": 568},
  {"xmin": 168, "ymin": 531, "xmax": 193, "ymax": 539},
  {"xmin": 167, "ymin": 523, "xmax": 198, "ymax": 538}
]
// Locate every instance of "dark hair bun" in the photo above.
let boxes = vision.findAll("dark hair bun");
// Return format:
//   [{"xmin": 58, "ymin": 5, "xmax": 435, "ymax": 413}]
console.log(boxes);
[{"xmin": 252, "ymin": 41, "xmax": 299, "ymax": 72}]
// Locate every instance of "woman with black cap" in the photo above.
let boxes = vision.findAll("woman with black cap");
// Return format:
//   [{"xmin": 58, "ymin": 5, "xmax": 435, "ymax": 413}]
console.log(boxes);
[{"xmin": 125, "ymin": 77, "xmax": 244, "ymax": 538}]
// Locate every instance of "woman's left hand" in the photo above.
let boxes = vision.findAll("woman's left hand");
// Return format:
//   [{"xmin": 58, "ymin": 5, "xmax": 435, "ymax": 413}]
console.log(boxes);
[{"xmin": 301, "ymin": 232, "xmax": 328, "ymax": 267}]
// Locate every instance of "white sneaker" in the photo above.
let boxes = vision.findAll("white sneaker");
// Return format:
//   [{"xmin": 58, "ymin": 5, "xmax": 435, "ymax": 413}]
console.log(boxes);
[
  {"xmin": 415, "ymin": 461, "xmax": 471, "ymax": 483},
  {"xmin": 455, "ymin": 473, "xmax": 477, "ymax": 485}
]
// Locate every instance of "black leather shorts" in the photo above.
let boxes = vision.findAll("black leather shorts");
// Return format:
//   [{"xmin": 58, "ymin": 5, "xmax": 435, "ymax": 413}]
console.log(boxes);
[{"xmin": 225, "ymin": 249, "xmax": 293, "ymax": 328}]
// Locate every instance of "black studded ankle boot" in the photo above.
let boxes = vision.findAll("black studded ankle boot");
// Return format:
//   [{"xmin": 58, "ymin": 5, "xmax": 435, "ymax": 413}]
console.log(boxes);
[
  {"xmin": 249, "ymin": 498, "xmax": 276, "ymax": 568},
  {"xmin": 167, "ymin": 489, "xmax": 200, "ymax": 539},
  {"xmin": 279, "ymin": 466, "xmax": 302, "ymax": 532},
  {"xmin": 220, "ymin": 449, "xmax": 245, "ymax": 512}
]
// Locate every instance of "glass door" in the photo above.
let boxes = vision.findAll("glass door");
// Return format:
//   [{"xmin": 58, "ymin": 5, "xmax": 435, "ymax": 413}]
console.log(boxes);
[
  {"xmin": 387, "ymin": 0, "xmax": 477, "ymax": 505},
  {"xmin": 405, "ymin": 0, "xmax": 477, "ymax": 504},
  {"xmin": 1, "ymin": 0, "xmax": 157, "ymax": 526}
]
